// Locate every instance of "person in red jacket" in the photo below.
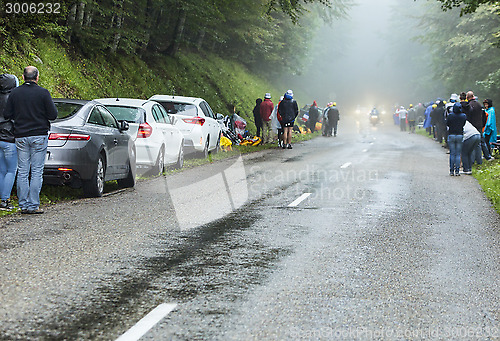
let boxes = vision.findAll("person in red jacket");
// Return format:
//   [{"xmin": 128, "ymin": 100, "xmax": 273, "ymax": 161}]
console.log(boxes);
[{"xmin": 260, "ymin": 93, "xmax": 274, "ymax": 143}]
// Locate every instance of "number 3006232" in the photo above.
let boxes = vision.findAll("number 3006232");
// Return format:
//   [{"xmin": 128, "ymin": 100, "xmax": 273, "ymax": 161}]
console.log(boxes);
[{"xmin": 5, "ymin": 2, "xmax": 61, "ymax": 14}]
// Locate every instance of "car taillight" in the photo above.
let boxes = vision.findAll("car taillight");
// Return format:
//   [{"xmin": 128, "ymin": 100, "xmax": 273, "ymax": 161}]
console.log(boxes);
[
  {"xmin": 182, "ymin": 117, "xmax": 205, "ymax": 126},
  {"xmin": 137, "ymin": 122, "xmax": 153, "ymax": 138},
  {"xmin": 49, "ymin": 133, "xmax": 91, "ymax": 141}
]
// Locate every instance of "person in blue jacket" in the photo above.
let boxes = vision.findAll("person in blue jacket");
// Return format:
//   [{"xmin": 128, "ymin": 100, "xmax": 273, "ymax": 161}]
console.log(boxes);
[
  {"xmin": 423, "ymin": 101, "xmax": 434, "ymax": 136},
  {"xmin": 483, "ymin": 99, "xmax": 497, "ymax": 156}
]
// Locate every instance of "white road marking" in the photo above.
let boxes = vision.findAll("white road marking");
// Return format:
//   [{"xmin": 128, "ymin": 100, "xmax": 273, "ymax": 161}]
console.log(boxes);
[
  {"xmin": 362, "ymin": 149, "xmax": 368, "ymax": 153},
  {"xmin": 288, "ymin": 193, "xmax": 312, "ymax": 207},
  {"xmin": 115, "ymin": 303, "xmax": 177, "ymax": 341},
  {"xmin": 340, "ymin": 162, "xmax": 352, "ymax": 169}
]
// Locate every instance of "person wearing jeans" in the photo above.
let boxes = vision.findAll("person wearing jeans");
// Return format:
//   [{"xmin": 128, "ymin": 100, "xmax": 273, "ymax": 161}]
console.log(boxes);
[
  {"xmin": 461, "ymin": 121, "xmax": 480, "ymax": 175},
  {"xmin": 3, "ymin": 66, "xmax": 57, "ymax": 214},
  {"xmin": 15, "ymin": 136, "xmax": 48, "ymax": 212},
  {"xmin": 446, "ymin": 103, "xmax": 467, "ymax": 176},
  {"xmin": 0, "ymin": 73, "xmax": 19, "ymax": 210}
]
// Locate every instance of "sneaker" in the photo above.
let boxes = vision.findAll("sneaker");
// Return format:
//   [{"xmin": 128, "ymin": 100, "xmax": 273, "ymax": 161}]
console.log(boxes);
[
  {"xmin": 21, "ymin": 208, "xmax": 44, "ymax": 214},
  {"xmin": 0, "ymin": 200, "xmax": 14, "ymax": 211},
  {"xmin": 464, "ymin": 171, "xmax": 472, "ymax": 175},
  {"xmin": 287, "ymin": 144, "xmax": 292, "ymax": 149},
  {"xmin": 450, "ymin": 172, "xmax": 454, "ymax": 176},
  {"xmin": 282, "ymin": 144, "xmax": 286, "ymax": 149},
  {"xmin": 487, "ymin": 157, "xmax": 495, "ymax": 161}
]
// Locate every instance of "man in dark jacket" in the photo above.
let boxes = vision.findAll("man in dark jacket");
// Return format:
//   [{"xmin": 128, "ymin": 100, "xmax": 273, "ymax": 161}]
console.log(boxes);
[
  {"xmin": 307, "ymin": 101, "xmax": 319, "ymax": 133},
  {"xmin": 462, "ymin": 91, "xmax": 491, "ymax": 163},
  {"xmin": 252, "ymin": 98, "xmax": 263, "ymax": 138},
  {"xmin": 3, "ymin": 66, "xmax": 58, "ymax": 214},
  {"xmin": 277, "ymin": 89, "xmax": 299, "ymax": 149},
  {"xmin": 327, "ymin": 102, "xmax": 340, "ymax": 137}
]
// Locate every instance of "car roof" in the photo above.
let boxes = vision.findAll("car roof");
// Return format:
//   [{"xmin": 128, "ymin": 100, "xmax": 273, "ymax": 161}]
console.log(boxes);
[
  {"xmin": 53, "ymin": 98, "xmax": 90, "ymax": 105},
  {"xmin": 94, "ymin": 98, "xmax": 153, "ymax": 107},
  {"xmin": 149, "ymin": 95, "xmax": 203, "ymax": 105}
]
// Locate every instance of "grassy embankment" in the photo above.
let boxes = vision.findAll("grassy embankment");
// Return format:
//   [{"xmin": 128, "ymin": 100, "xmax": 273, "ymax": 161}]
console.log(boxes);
[
  {"xmin": 0, "ymin": 38, "xmax": 317, "ymax": 213},
  {"xmin": 416, "ymin": 127, "xmax": 500, "ymax": 213}
]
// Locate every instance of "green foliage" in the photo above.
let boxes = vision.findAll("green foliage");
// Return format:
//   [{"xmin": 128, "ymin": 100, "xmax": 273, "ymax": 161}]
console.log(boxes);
[{"xmin": 474, "ymin": 158, "xmax": 500, "ymax": 213}]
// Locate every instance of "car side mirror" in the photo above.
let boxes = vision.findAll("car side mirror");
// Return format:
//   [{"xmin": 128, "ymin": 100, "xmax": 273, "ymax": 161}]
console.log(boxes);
[
  {"xmin": 216, "ymin": 113, "xmax": 224, "ymax": 120},
  {"xmin": 119, "ymin": 120, "xmax": 129, "ymax": 132}
]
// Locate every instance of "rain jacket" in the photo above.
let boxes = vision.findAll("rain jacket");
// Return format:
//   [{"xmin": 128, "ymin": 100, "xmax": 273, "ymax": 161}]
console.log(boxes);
[
  {"xmin": 0, "ymin": 74, "xmax": 19, "ymax": 143},
  {"xmin": 423, "ymin": 102, "xmax": 433, "ymax": 129},
  {"xmin": 484, "ymin": 107, "xmax": 497, "ymax": 145},
  {"xmin": 278, "ymin": 98, "xmax": 299, "ymax": 124}
]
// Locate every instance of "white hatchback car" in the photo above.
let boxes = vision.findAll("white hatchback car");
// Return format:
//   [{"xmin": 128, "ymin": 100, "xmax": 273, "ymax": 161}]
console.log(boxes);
[
  {"xmin": 95, "ymin": 98, "xmax": 184, "ymax": 175},
  {"xmin": 149, "ymin": 95, "xmax": 221, "ymax": 157}
]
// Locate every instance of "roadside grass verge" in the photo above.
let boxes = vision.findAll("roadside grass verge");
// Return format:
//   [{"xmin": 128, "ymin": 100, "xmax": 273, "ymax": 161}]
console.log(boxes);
[{"xmin": 473, "ymin": 158, "xmax": 500, "ymax": 213}]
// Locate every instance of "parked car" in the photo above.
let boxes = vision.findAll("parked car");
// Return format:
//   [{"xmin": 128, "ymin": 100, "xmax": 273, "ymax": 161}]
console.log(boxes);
[
  {"xmin": 95, "ymin": 98, "xmax": 184, "ymax": 175},
  {"xmin": 149, "ymin": 95, "xmax": 221, "ymax": 157},
  {"xmin": 44, "ymin": 99, "xmax": 136, "ymax": 197}
]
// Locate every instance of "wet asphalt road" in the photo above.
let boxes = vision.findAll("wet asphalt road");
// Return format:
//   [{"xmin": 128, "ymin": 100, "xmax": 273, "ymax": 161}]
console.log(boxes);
[{"xmin": 0, "ymin": 115, "xmax": 499, "ymax": 340}]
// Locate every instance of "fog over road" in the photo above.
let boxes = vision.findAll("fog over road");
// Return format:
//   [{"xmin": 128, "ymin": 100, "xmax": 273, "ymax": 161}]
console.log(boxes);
[{"xmin": 0, "ymin": 114, "xmax": 499, "ymax": 340}]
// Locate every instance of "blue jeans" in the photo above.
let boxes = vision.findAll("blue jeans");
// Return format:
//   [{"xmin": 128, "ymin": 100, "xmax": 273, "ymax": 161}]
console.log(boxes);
[
  {"xmin": 448, "ymin": 134, "xmax": 463, "ymax": 174},
  {"xmin": 462, "ymin": 135, "xmax": 480, "ymax": 172},
  {"xmin": 15, "ymin": 136, "xmax": 48, "ymax": 210},
  {"xmin": 0, "ymin": 141, "xmax": 18, "ymax": 201}
]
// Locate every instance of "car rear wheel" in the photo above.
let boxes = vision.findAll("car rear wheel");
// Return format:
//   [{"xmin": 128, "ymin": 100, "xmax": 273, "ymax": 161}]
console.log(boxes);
[
  {"xmin": 173, "ymin": 147, "xmax": 184, "ymax": 169},
  {"xmin": 118, "ymin": 148, "xmax": 136, "ymax": 188},
  {"xmin": 83, "ymin": 154, "xmax": 105, "ymax": 197},
  {"xmin": 155, "ymin": 148, "xmax": 165, "ymax": 175},
  {"xmin": 201, "ymin": 139, "xmax": 209, "ymax": 158}
]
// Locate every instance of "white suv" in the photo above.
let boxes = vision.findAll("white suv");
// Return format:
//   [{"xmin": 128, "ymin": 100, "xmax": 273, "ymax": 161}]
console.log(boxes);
[{"xmin": 149, "ymin": 95, "xmax": 221, "ymax": 157}]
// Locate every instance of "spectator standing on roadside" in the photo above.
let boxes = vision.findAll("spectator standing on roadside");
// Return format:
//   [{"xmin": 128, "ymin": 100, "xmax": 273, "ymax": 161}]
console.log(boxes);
[
  {"xmin": 462, "ymin": 91, "xmax": 490, "ymax": 163},
  {"xmin": 397, "ymin": 106, "xmax": 407, "ymax": 131},
  {"xmin": 3, "ymin": 66, "xmax": 58, "ymax": 214},
  {"xmin": 0, "ymin": 73, "xmax": 19, "ymax": 210},
  {"xmin": 461, "ymin": 120, "xmax": 481, "ymax": 175},
  {"xmin": 434, "ymin": 101, "xmax": 446, "ymax": 144},
  {"xmin": 252, "ymin": 98, "xmax": 263, "ymax": 138},
  {"xmin": 483, "ymin": 98, "xmax": 497, "ymax": 157},
  {"xmin": 327, "ymin": 102, "xmax": 340, "ymax": 137},
  {"xmin": 446, "ymin": 102, "xmax": 467, "ymax": 176},
  {"xmin": 271, "ymin": 96, "xmax": 284, "ymax": 147},
  {"xmin": 423, "ymin": 102, "xmax": 434, "ymax": 136},
  {"xmin": 416, "ymin": 103, "xmax": 425, "ymax": 124},
  {"xmin": 260, "ymin": 93, "xmax": 274, "ymax": 143},
  {"xmin": 407, "ymin": 104, "xmax": 417, "ymax": 133},
  {"xmin": 307, "ymin": 101, "xmax": 319, "ymax": 133},
  {"xmin": 278, "ymin": 89, "xmax": 298, "ymax": 149}
]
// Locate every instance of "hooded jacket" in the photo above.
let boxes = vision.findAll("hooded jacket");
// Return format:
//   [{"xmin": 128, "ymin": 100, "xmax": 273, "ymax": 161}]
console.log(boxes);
[
  {"xmin": 277, "ymin": 97, "xmax": 299, "ymax": 124},
  {"xmin": 260, "ymin": 98, "xmax": 274, "ymax": 122},
  {"xmin": 0, "ymin": 74, "xmax": 19, "ymax": 143}
]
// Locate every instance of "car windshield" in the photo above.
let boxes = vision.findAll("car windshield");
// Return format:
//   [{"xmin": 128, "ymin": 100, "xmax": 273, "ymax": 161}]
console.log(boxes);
[
  {"xmin": 158, "ymin": 102, "xmax": 198, "ymax": 117},
  {"xmin": 105, "ymin": 106, "xmax": 145, "ymax": 123},
  {"xmin": 54, "ymin": 102, "xmax": 83, "ymax": 120}
]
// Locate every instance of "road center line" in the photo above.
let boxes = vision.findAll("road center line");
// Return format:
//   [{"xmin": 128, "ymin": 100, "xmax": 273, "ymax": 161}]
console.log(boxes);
[
  {"xmin": 288, "ymin": 193, "xmax": 312, "ymax": 207},
  {"xmin": 115, "ymin": 303, "xmax": 177, "ymax": 341},
  {"xmin": 340, "ymin": 162, "xmax": 352, "ymax": 169}
]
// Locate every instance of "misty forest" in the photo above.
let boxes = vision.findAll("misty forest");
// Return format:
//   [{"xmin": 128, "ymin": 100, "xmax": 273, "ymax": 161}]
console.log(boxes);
[{"xmin": 1, "ymin": 0, "xmax": 500, "ymax": 116}]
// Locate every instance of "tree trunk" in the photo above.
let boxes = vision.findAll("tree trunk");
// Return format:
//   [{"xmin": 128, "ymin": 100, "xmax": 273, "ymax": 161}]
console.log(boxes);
[
  {"xmin": 66, "ymin": 3, "xmax": 77, "ymax": 41},
  {"xmin": 77, "ymin": 1, "xmax": 85, "ymax": 27},
  {"xmin": 196, "ymin": 29, "xmax": 206, "ymax": 51},
  {"xmin": 110, "ymin": 0, "xmax": 124, "ymax": 53},
  {"xmin": 167, "ymin": 9, "xmax": 186, "ymax": 56}
]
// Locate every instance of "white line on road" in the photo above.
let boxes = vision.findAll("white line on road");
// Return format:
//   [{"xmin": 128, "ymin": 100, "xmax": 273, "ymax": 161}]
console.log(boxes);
[
  {"xmin": 288, "ymin": 193, "xmax": 312, "ymax": 207},
  {"xmin": 340, "ymin": 162, "xmax": 352, "ymax": 169},
  {"xmin": 362, "ymin": 149, "xmax": 368, "ymax": 153},
  {"xmin": 115, "ymin": 303, "xmax": 177, "ymax": 341}
]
